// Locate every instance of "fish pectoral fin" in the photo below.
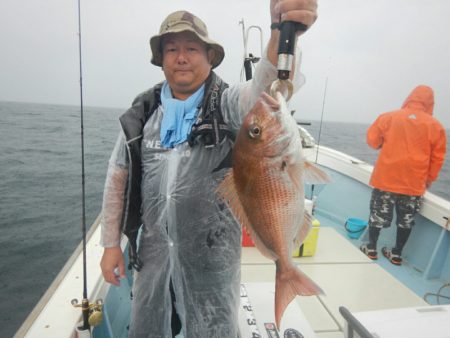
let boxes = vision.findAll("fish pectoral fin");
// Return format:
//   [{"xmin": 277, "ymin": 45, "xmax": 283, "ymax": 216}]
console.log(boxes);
[
  {"xmin": 217, "ymin": 171, "xmax": 250, "ymax": 227},
  {"xmin": 303, "ymin": 161, "xmax": 331, "ymax": 185},
  {"xmin": 217, "ymin": 172, "xmax": 278, "ymax": 261},
  {"xmin": 294, "ymin": 210, "xmax": 313, "ymax": 246},
  {"xmin": 286, "ymin": 162, "xmax": 303, "ymax": 190}
]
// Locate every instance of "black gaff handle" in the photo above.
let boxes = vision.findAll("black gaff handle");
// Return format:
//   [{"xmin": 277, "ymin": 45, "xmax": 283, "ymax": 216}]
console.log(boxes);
[{"xmin": 277, "ymin": 21, "xmax": 308, "ymax": 80}]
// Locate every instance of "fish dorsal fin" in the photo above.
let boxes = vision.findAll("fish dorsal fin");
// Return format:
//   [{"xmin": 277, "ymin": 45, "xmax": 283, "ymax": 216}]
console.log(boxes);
[
  {"xmin": 294, "ymin": 209, "xmax": 312, "ymax": 246},
  {"xmin": 303, "ymin": 161, "xmax": 331, "ymax": 185},
  {"xmin": 217, "ymin": 171, "xmax": 278, "ymax": 261}
]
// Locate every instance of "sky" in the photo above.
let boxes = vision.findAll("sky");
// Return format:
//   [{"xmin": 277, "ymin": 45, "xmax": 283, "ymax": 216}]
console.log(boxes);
[{"xmin": 1, "ymin": 0, "xmax": 449, "ymax": 128}]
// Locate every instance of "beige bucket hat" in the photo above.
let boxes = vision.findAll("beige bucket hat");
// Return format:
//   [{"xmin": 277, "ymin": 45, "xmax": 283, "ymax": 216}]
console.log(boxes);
[{"xmin": 149, "ymin": 10, "xmax": 225, "ymax": 69}]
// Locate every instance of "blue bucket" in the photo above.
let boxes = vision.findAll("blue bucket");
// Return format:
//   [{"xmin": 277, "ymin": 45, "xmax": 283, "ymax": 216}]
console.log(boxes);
[{"xmin": 344, "ymin": 218, "xmax": 368, "ymax": 239}]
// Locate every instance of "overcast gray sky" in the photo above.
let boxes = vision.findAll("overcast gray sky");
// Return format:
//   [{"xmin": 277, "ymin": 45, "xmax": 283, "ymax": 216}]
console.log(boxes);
[{"xmin": 1, "ymin": 0, "xmax": 449, "ymax": 127}]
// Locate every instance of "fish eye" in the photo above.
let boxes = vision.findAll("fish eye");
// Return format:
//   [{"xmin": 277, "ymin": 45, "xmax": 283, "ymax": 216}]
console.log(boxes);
[{"xmin": 248, "ymin": 124, "xmax": 261, "ymax": 139}]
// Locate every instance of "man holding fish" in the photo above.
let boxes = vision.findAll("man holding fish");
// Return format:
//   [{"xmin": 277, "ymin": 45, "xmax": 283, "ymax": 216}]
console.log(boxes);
[{"xmin": 100, "ymin": 1, "xmax": 324, "ymax": 337}]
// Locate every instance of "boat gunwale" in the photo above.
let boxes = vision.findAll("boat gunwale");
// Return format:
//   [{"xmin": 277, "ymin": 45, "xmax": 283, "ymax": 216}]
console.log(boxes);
[
  {"xmin": 306, "ymin": 145, "xmax": 450, "ymax": 230},
  {"xmin": 13, "ymin": 215, "xmax": 102, "ymax": 338}
]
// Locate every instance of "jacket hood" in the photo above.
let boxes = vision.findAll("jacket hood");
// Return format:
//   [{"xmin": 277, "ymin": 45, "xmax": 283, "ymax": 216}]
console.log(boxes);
[{"xmin": 401, "ymin": 85, "xmax": 434, "ymax": 115}]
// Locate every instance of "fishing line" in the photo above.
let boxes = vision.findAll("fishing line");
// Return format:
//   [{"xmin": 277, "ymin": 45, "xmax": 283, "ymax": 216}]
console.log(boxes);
[
  {"xmin": 76, "ymin": 0, "xmax": 90, "ymax": 330},
  {"xmin": 314, "ymin": 75, "xmax": 328, "ymax": 164},
  {"xmin": 310, "ymin": 74, "xmax": 328, "ymax": 200}
]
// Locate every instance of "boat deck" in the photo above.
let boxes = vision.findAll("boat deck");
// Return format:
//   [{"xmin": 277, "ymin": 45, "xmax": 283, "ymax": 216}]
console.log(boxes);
[
  {"xmin": 241, "ymin": 226, "xmax": 430, "ymax": 337},
  {"xmin": 318, "ymin": 215, "xmax": 450, "ymax": 307},
  {"xmin": 17, "ymin": 218, "xmax": 448, "ymax": 338}
]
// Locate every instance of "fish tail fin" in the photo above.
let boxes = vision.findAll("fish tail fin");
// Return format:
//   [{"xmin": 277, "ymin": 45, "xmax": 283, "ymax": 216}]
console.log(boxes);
[{"xmin": 275, "ymin": 261, "xmax": 323, "ymax": 328}]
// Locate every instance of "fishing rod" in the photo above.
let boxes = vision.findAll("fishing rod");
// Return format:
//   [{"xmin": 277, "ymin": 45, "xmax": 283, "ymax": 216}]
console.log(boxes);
[
  {"xmin": 76, "ymin": 0, "xmax": 91, "ymax": 331},
  {"xmin": 71, "ymin": 0, "xmax": 103, "ymax": 334}
]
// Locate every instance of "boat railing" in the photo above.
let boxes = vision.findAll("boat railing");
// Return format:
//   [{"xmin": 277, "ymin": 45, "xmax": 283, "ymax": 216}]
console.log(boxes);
[{"xmin": 339, "ymin": 306, "xmax": 374, "ymax": 338}]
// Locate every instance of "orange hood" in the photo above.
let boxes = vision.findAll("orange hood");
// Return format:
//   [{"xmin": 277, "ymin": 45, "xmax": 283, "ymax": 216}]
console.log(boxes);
[{"xmin": 401, "ymin": 85, "xmax": 434, "ymax": 115}]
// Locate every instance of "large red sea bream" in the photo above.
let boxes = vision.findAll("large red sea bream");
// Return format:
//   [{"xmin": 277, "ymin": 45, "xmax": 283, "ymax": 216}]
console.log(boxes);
[{"xmin": 218, "ymin": 91, "xmax": 329, "ymax": 328}]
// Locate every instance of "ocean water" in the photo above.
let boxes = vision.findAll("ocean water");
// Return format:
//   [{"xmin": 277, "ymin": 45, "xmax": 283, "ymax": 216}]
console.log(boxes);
[
  {"xmin": 0, "ymin": 101, "xmax": 448, "ymax": 338},
  {"xmin": 0, "ymin": 101, "xmax": 122, "ymax": 338}
]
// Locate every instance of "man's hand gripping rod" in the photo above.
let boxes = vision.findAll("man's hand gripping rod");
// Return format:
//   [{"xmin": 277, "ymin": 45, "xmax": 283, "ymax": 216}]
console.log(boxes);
[{"xmin": 270, "ymin": 21, "xmax": 308, "ymax": 101}]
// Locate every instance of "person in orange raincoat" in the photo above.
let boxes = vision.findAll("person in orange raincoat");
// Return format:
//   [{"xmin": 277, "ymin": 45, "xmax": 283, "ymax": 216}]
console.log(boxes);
[{"xmin": 360, "ymin": 85, "xmax": 446, "ymax": 265}]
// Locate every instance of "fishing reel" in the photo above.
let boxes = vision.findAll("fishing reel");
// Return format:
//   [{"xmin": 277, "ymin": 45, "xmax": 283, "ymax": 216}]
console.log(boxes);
[{"xmin": 71, "ymin": 298, "xmax": 104, "ymax": 327}]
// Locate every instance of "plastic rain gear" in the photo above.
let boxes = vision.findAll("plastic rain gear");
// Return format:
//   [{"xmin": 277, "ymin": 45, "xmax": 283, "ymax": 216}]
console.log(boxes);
[
  {"xmin": 100, "ymin": 49, "xmax": 306, "ymax": 337},
  {"xmin": 367, "ymin": 85, "xmax": 446, "ymax": 196}
]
